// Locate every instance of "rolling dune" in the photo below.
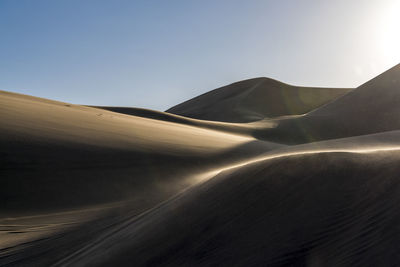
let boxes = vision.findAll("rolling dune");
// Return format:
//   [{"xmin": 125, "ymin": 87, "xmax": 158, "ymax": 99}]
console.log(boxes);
[
  {"xmin": 1, "ymin": 90, "xmax": 282, "ymax": 216},
  {"xmin": 0, "ymin": 90, "xmax": 281, "ymax": 263},
  {"xmin": 4, "ymin": 135, "xmax": 400, "ymax": 266},
  {"xmin": 60, "ymin": 149, "xmax": 400, "ymax": 267},
  {"xmin": 1, "ymin": 64, "xmax": 400, "ymax": 266}
]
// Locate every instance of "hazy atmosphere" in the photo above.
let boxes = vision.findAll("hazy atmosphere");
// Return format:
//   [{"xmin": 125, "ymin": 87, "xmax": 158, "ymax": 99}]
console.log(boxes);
[{"xmin": 1, "ymin": 0, "xmax": 399, "ymax": 110}]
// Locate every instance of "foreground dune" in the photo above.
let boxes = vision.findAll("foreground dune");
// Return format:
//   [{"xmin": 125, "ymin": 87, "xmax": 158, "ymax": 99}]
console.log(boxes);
[
  {"xmin": 0, "ymin": 90, "xmax": 281, "ymax": 260},
  {"xmin": 0, "ymin": 90, "xmax": 281, "ymax": 216},
  {"xmin": 61, "ymin": 149, "xmax": 400, "ymax": 267},
  {"xmin": 3, "ymin": 134, "xmax": 400, "ymax": 266},
  {"xmin": 1, "ymin": 64, "xmax": 400, "ymax": 266}
]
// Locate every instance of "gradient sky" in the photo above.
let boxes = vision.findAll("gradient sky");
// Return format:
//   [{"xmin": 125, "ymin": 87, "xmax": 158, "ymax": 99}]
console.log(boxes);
[{"xmin": 1, "ymin": 0, "xmax": 399, "ymax": 110}]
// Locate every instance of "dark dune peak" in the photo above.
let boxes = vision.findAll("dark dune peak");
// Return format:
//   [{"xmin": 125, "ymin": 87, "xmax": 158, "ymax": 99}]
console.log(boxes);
[
  {"xmin": 166, "ymin": 77, "xmax": 351, "ymax": 122},
  {"xmin": 257, "ymin": 63, "xmax": 400, "ymax": 144},
  {"xmin": 311, "ymin": 62, "xmax": 400, "ymax": 116}
]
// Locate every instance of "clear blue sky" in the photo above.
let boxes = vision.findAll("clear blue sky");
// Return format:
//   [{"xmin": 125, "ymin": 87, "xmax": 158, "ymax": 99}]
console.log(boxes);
[{"xmin": 1, "ymin": 0, "xmax": 399, "ymax": 110}]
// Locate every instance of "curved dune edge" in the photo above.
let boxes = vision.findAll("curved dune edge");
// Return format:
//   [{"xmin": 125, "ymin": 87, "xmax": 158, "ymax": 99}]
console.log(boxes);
[{"xmin": 91, "ymin": 105, "xmax": 278, "ymax": 137}]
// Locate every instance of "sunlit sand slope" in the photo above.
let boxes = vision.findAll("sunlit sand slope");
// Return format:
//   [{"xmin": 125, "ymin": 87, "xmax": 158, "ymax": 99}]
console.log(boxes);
[{"xmin": 0, "ymin": 90, "xmax": 281, "ymax": 216}]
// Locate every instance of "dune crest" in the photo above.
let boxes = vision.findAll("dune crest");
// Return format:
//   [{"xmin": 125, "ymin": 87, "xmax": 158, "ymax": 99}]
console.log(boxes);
[
  {"xmin": 166, "ymin": 77, "xmax": 351, "ymax": 122},
  {"xmin": 256, "ymin": 63, "xmax": 400, "ymax": 144}
]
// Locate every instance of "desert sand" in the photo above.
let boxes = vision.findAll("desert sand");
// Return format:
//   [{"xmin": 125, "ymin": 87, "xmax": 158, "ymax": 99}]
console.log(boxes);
[
  {"xmin": 1, "ymin": 64, "xmax": 400, "ymax": 266},
  {"xmin": 167, "ymin": 77, "xmax": 351, "ymax": 122}
]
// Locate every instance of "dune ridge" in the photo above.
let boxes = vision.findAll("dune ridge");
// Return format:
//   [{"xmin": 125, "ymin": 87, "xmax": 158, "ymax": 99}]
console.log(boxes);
[
  {"xmin": 166, "ymin": 77, "xmax": 351, "ymax": 122},
  {"xmin": 91, "ymin": 105, "xmax": 277, "ymax": 137}
]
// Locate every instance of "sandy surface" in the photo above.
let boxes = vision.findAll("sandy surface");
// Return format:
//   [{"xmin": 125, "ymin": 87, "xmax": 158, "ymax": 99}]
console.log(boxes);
[
  {"xmin": 167, "ymin": 77, "xmax": 351, "ymax": 122},
  {"xmin": 1, "ymin": 65, "xmax": 400, "ymax": 266},
  {"xmin": 256, "ymin": 63, "xmax": 400, "ymax": 144}
]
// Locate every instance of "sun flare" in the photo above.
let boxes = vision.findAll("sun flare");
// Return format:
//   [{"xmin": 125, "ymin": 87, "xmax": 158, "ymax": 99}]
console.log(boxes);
[{"xmin": 379, "ymin": 1, "xmax": 400, "ymax": 62}]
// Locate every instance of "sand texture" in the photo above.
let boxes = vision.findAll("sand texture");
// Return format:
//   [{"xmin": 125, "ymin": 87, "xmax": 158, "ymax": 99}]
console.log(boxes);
[{"xmin": 2, "ymin": 65, "xmax": 400, "ymax": 266}]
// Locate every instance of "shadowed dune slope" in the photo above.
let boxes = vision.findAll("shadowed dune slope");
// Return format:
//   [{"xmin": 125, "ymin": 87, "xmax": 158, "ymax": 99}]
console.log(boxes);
[
  {"xmin": 4, "ymin": 130, "xmax": 400, "ymax": 266},
  {"xmin": 0, "ymin": 90, "xmax": 282, "ymax": 216},
  {"xmin": 257, "ymin": 63, "xmax": 400, "ymax": 144},
  {"xmin": 112, "ymin": 150, "xmax": 400, "ymax": 267},
  {"xmin": 166, "ymin": 77, "xmax": 351, "ymax": 122},
  {"xmin": 25, "ymin": 147, "xmax": 400, "ymax": 267}
]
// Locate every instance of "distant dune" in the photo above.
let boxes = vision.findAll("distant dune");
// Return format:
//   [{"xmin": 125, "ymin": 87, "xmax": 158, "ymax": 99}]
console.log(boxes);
[
  {"xmin": 2, "ymin": 64, "xmax": 400, "ymax": 266},
  {"xmin": 256, "ymin": 63, "xmax": 400, "ymax": 144},
  {"xmin": 166, "ymin": 77, "xmax": 351, "ymax": 122}
]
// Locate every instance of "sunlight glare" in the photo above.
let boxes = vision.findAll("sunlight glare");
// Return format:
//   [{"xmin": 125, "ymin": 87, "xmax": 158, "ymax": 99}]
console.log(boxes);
[{"xmin": 379, "ymin": 1, "xmax": 400, "ymax": 63}]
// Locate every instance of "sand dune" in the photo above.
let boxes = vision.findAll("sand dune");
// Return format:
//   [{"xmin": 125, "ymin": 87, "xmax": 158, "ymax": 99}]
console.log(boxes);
[
  {"xmin": 166, "ymin": 77, "xmax": 351, "ymax": 122},
  {"xmin": 0, "ymin": 90, "xmax": 282, "ymax": 262},
  {"xmin": 4, "ymin": 131, "xmax": 400, "ymax": 266},
  {"xmin": 257, "ymin": 63, "xmax": 400, "ymax": 144},
  {"xmin": 80, "ymin": 149, "xmax": 400, "ymax": 267},
  {"xmin": 0, "ymin": 90, "xmax": 281, "ymax": 216},
  {"xmin": 1, "ymin": 64, "xmax": 400, "ymax": 266}
]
